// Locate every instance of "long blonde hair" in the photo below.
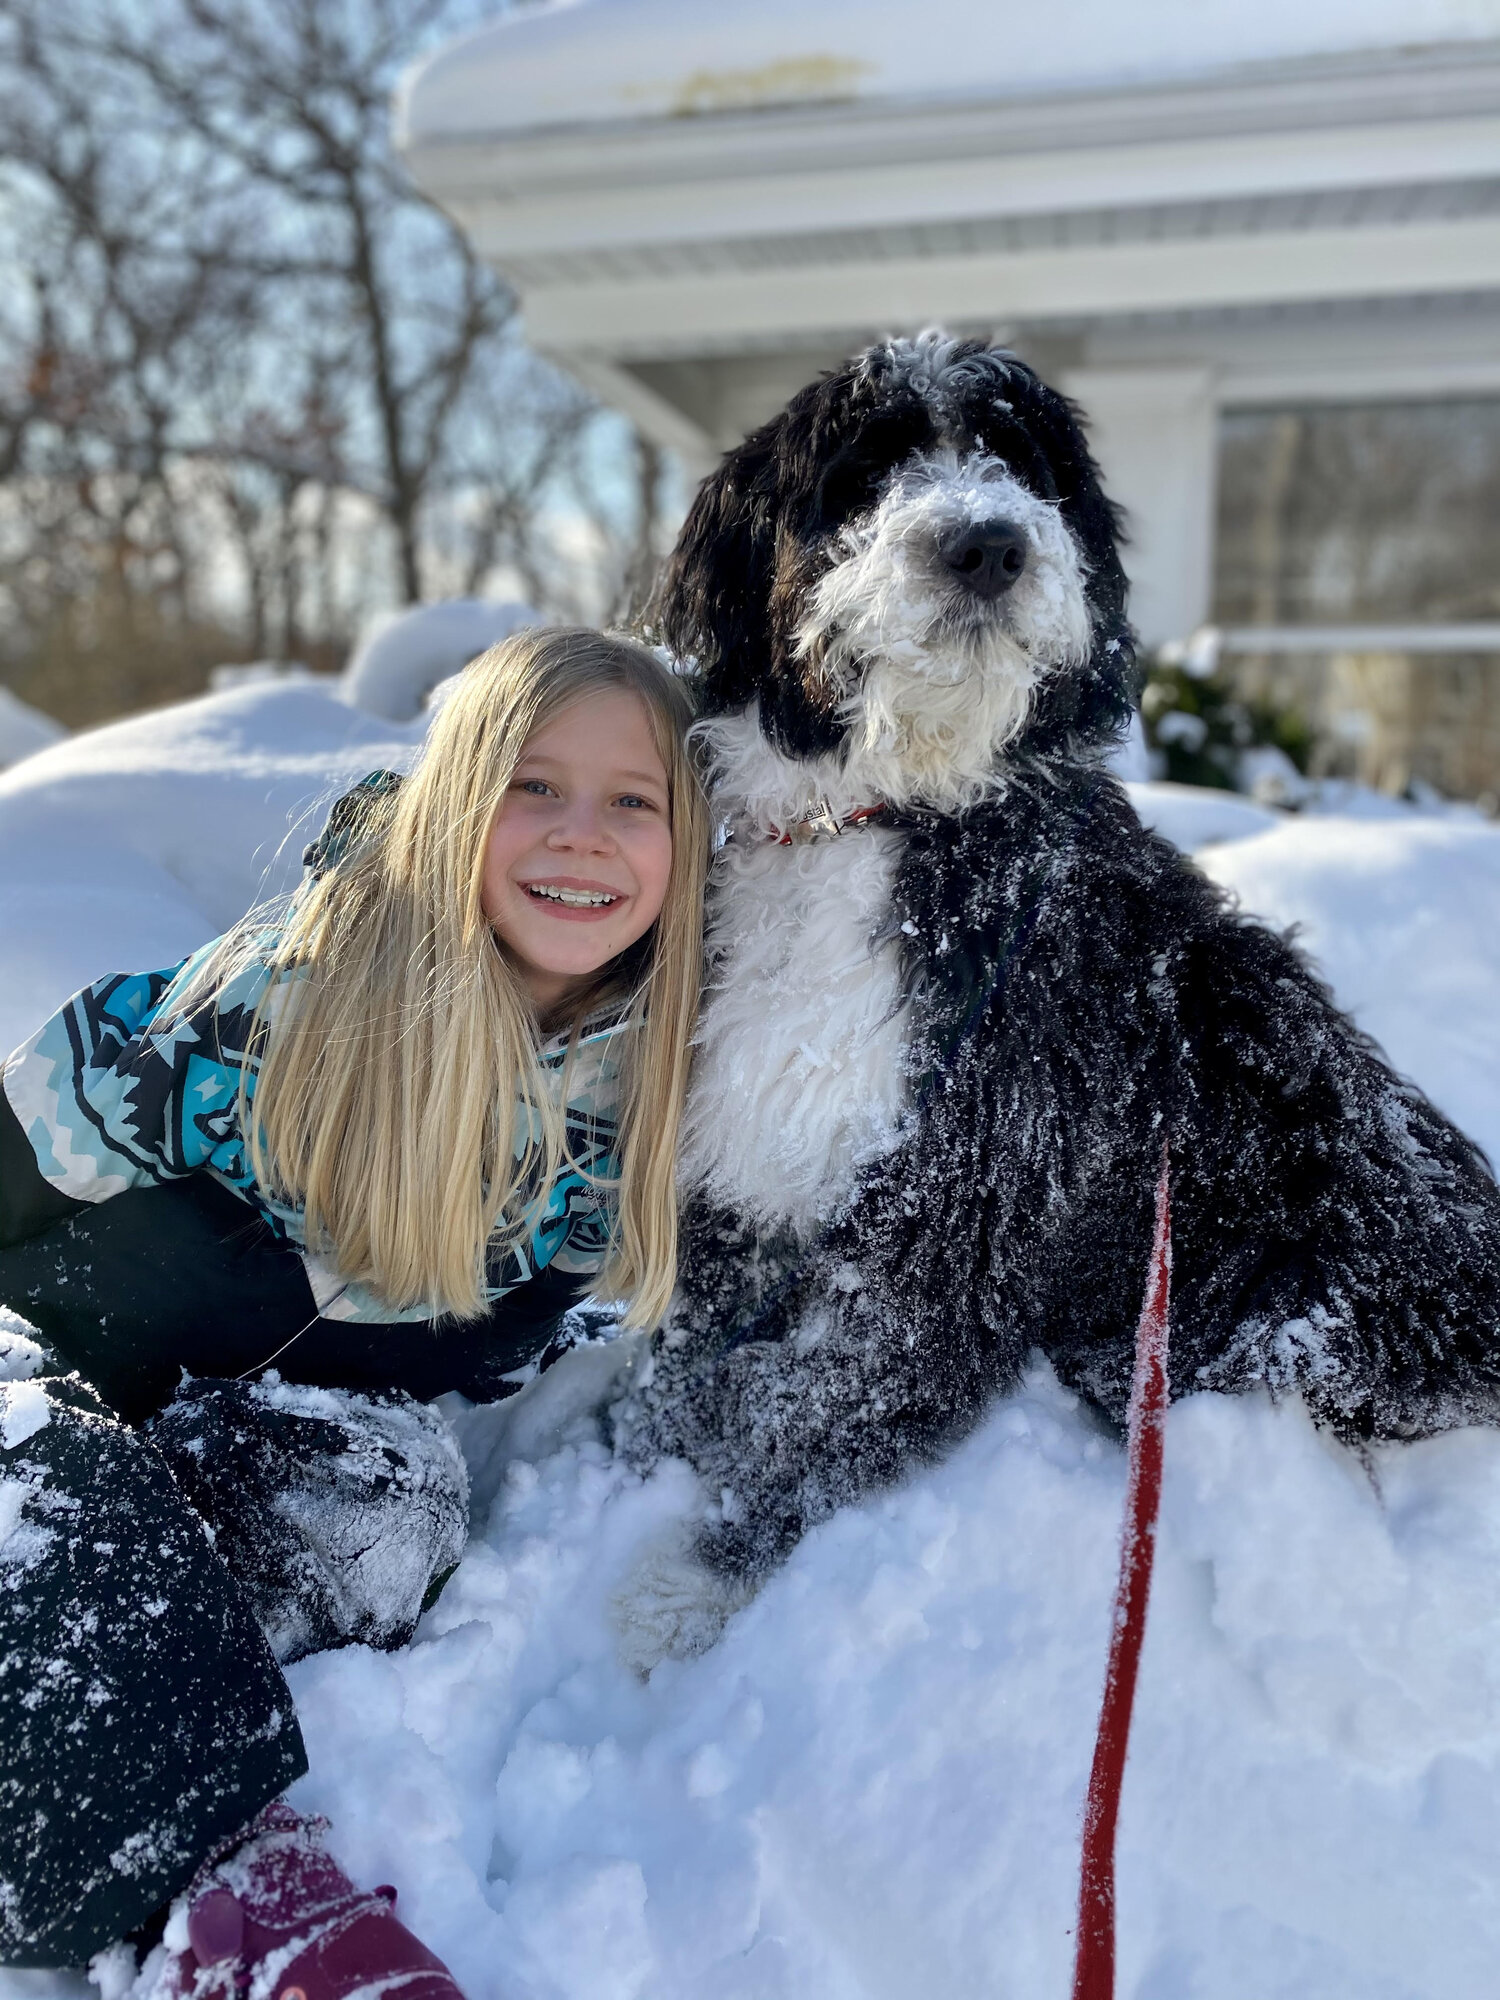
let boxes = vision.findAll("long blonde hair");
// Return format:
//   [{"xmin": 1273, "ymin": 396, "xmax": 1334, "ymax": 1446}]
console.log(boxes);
[{"xmin": 197, "ymin": 628, "xmax": 707, "ymax": 1327}]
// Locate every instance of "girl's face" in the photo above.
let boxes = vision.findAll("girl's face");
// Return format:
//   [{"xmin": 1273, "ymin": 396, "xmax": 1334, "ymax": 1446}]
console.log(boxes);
[{"xmin": 482, "ymin": 689, "xmax": 673, "ymax": 1014}]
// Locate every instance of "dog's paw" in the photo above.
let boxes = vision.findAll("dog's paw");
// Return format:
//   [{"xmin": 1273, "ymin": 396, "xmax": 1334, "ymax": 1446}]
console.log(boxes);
[{"xmin": 611, "ymin": 1534, "xmax": 751, "ymax": 1677}]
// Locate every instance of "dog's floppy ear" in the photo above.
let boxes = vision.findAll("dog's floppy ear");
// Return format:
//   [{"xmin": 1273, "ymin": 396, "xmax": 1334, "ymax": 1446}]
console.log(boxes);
[
  {"xmin": 648, "ymin": 424, "xmax": 782, "ymax": 715},
  {"xmin": 1022, "ymin": 377, "xmax": 1130, "ymax": 630},
  {"xmin": 649, "ymin": 360, "xmax": 894, "ymax": 751},
  {"xmin": 1011, "ymin": 372, "xmax": 1140, "ymax": 745}
]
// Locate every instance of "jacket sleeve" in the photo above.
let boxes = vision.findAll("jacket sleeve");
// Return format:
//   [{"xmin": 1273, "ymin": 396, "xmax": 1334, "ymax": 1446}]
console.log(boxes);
[
  {"xmin": 0, "ymin": 948, "xmax": 267, "ymax": 1249},
  {"xmin": 0, "ymin": 1084, "xmax": 85, "ymax": 1245}
]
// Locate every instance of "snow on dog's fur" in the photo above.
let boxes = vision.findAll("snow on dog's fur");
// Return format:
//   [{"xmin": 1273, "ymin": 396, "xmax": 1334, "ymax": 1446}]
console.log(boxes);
[
  {"xmin": 619, "ymin": 330, "xmax": 1500, "ymax": 1608},
  {"xmin": 796, "ymin": 452, "xmax": 1092, "ymax": 813}
]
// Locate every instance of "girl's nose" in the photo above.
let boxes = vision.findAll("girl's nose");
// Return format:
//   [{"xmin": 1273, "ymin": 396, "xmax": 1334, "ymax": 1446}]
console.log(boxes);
[{"xmin": 548, "ymin": 801, "xmax": 614, "ymax": 852}]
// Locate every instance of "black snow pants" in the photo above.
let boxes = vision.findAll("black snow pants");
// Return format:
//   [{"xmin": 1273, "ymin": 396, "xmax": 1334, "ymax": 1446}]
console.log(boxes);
[
  {"xmin": 0, "ymin": 1357, "xmax": 307, "ymax": 1967},
  {"xmin": 0, "ymin": 1172, "xmax": 571, "ymax": 1968}
]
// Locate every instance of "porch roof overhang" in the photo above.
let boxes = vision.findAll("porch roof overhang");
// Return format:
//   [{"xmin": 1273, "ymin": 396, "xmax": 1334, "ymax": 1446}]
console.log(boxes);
[
  {"xmin": 397, "ymin": 4, "xmax": 1500, "ymax": 645},
  {"xmin": 401, "ymin": 15, "xmax": 1500, "ymax": 469}
]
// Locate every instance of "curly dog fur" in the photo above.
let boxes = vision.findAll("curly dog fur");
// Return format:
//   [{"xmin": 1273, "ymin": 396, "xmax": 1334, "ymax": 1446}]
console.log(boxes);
[{"xmin": 622, "ymin": 332, "xmax": 1500, "ymax": 1578}]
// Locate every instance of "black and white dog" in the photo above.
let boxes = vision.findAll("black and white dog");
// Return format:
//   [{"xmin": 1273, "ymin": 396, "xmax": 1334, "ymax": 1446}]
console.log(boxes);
[{"xmin": 624, "ymin": 331, "xmax": 1500, "ymax": 1579}]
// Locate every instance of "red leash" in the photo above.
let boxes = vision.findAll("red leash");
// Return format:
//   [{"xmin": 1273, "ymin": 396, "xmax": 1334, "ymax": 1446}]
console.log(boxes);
[{"xmin": 1071, "ymin": 1146, "xmax": 1173, "ymax": 2000}]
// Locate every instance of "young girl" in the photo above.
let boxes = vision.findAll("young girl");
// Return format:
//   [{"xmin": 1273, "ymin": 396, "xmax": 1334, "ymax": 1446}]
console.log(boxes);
[{"xmin": 0, "ymin": 629, "xmax": 708, "ymax": 1996}]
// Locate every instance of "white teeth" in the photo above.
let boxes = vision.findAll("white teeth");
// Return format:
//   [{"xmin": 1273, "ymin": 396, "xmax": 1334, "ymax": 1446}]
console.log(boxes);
[{"xmin": 527, "ymin": 884, "xmax": 619, "ymax": 907}]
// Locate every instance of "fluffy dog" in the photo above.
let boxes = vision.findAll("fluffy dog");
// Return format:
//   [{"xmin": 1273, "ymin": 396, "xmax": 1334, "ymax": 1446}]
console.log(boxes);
[{"xmin": 622, "ymin": 330, "xmax": 1500, "ymax": 1579}]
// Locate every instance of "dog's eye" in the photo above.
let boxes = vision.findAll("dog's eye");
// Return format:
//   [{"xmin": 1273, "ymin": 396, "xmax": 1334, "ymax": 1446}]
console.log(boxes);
[
  {"xmin": 813, "ymin": 448, "xmax": 886, "ymax": 528},
  {"xmin": 955, "ymin": 399, "xmax": 1062, "ymax": 504},
  {"xmin": 812, "ymin": 406, "xmax": 932, "ymax": 527},
  {"xmin": 972, "ymin": 419, "xmax": 1061, "ymax": 504}
]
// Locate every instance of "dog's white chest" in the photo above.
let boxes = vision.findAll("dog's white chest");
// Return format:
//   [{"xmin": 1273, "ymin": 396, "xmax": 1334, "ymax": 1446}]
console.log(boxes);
[{"xmin": 680, "ymin": 826, "xmax": 911, "ymax": 1235}]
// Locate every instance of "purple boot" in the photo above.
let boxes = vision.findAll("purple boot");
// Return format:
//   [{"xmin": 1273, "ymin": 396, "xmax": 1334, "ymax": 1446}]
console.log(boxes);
[{"xmin": 134, "ymin": 1802, "xmax": 464, "ymax": 2000}]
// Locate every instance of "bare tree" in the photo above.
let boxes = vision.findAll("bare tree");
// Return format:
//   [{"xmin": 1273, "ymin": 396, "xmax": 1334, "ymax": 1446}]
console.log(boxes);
[
  {"xmin": 79, "ymin": 0, "xmax": 512, "ymax": 604},
  {"xmin": 0, "ymin": 2, "xmax": 278, "ymax": 713},
  {"xmin": 0, "ymin": 0, "xmax": 643, "ymax": 722}
]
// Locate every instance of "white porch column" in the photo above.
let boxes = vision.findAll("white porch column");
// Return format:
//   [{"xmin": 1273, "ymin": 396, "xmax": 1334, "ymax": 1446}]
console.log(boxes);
[{"xmin": 1058, "ymin": 366, "xmax": 1218, "ymax": 652}]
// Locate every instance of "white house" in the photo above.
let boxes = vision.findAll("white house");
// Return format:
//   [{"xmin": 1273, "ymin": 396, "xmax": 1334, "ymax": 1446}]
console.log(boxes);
[{"xmin": 398, "ymin": 0, "xmax": 1500, "ymax": 780}]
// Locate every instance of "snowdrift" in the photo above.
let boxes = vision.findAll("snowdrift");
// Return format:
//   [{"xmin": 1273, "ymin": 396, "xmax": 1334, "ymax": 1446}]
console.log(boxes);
[
  {"xmin": 2, "ymin": 688, "xmax": 1499, "ymax": 1999},
  {"xmin": 0, "ymin": 681, "xmax": 424, "ymax": 1061},
  {"xmin": 0, "ymin": 687, "xmax": 66, "ymax": 772}
]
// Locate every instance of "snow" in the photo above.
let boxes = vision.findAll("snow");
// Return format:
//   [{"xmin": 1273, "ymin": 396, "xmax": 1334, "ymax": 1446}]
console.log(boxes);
[
  {"xmin": 1, "ymin": 683, "xmax": 1500, "ymax": 1996},
  {"xmin": 341, "ymin": 600, "xmax": 538, "ymax": 722},
  {"xmin": 399, "ymin": 0, "xmax": 1500, "ymax": 142},
  {"xmin": 0, "ymin": 1307, "xmax": 47, "ymax": 1384},
  {"xmin": 1199, "ymin": 813, "xmax": 1500, "ymax": 1168},
  {"xmin": 0, "ymin": 681, "xmax": 424, "ymax": 1060},
  {"xmin": 0, "ymin": 1380, "xmax": 48, "ymax": 1451},
  {"xmin": 275, "ymin": 1351, "xmax": 1500, "ymax": 2000},
  {"xmin": 0, "ymin": 688, "xmax": 66, "ymax": 772},
  {"xmin": 1126, "ymin": 779, "xmax": 1280, "ymax": 852}
]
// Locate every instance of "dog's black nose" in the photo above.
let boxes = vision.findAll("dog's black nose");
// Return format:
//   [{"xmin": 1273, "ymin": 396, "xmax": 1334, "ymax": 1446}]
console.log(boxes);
[{"xmin": 938, "ymin": 522, "xmax": 1028, "ymax": 598}]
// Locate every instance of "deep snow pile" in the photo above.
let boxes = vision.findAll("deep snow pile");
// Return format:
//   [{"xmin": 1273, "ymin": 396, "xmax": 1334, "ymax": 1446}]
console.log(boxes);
[
  {"xmin": 0, "ymin": 681, "xmax": 425, "ymax": 1061},
  {"xmin": 0, "ymin": 687, "xmax": 66, "ymax": 772},
  {"xmin": 2, "ymin": 691, "xmax": 1500, "ymax": 1998},
  {"xmin": 341, "ymin": 599, "xmax": 537, "ymax": 720}
]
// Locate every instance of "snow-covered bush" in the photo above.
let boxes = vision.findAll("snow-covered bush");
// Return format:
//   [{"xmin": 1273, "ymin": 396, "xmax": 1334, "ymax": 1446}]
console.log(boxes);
[{"xmin": 1141, "ymin": 654, "xmax": 1312, "ymax": 801}]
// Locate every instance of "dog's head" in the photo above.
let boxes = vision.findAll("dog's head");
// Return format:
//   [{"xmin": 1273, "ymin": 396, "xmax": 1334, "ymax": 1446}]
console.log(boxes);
[{"xmin": 652, "ymin": 331, "xmax": 1136, "ymax": 811}]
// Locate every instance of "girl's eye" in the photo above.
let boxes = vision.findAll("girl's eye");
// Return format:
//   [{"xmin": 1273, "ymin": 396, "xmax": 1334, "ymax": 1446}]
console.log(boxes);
[
  {"xmin": 616, "ymin": 794, "xmax": 658, "ymax": 811},
  {"xmin": 516, "ymin": 778, "xmax": 555, "ymax": 798}
]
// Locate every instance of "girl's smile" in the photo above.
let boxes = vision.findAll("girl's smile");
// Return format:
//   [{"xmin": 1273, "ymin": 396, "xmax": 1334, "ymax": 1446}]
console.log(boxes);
[
  {"xmin": 482, "ymin": 689, "xmax": 674, "ymax": 1010},
  {"xmin": 521, "ymin": 877, "xmax": 624, "ymax": 914}
]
